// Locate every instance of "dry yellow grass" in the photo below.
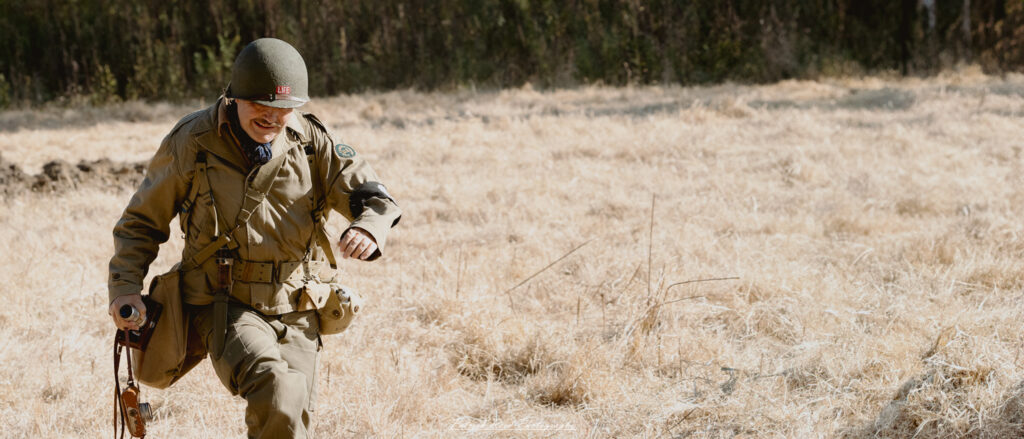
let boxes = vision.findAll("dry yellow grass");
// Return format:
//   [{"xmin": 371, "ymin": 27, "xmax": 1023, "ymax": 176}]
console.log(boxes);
[{"xmin": 3, "ymin": 67, "xmax": 1024, "ymax": 437}]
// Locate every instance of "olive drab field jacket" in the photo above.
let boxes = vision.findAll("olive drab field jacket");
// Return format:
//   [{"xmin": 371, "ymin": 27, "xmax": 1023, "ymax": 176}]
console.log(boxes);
[{"xmin": 108, "ymin": 98, "xmax": 402, "ymax": 315}]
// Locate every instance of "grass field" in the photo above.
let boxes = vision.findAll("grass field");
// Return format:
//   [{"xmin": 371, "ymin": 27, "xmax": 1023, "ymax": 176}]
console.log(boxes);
[{"xmin": 3, "ymin": 68, "xmax": 1024, "ymax": 437}]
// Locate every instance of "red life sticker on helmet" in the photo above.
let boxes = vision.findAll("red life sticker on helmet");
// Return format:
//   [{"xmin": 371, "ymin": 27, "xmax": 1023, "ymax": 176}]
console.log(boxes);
[{"xmin": 276, "ymin": 86, "xmax": 291, "ymax": 95}]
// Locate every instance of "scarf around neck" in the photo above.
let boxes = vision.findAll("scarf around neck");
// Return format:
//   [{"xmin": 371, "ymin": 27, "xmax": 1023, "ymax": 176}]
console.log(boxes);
[{"xmin": 227, "ymin": 102, "xmax": 273, "ymax": 167}]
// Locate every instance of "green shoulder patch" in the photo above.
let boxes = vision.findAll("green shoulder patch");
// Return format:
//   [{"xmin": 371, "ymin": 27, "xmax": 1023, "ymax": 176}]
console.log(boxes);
[{"xmin": 334, "ymin": 143, "xmax": 356, "ymax": 159}]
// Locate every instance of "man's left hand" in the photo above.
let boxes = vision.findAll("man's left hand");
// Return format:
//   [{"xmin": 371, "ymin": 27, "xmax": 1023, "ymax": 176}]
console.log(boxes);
[{"xmin": 339, "ymin": 227, "xmax": 378, "ymax": 260}]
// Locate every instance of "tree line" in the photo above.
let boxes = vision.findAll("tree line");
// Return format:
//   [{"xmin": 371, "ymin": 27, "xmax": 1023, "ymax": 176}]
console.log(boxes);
[{"xmin": 0, "ymin": 0, "xmax": 1020, "ymax": 107}]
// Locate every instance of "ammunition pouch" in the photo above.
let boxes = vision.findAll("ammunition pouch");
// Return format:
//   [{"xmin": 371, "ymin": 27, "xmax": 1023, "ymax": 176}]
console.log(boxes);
[{"xmin": 299, "ymin": 282, "xmax": 363, "ymax": 335}]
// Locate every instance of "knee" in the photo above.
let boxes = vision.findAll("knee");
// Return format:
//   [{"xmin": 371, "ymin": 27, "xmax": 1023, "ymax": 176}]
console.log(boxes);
[{"xmin": 245, "ymin": 368, "xmax": 308, "ymax": 420}]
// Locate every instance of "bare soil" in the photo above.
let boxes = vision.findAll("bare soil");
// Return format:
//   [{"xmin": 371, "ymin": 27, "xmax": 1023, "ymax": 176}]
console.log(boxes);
[{"xmin": 0, "ymin": 153, "xmax": 145, "ymax": 197}]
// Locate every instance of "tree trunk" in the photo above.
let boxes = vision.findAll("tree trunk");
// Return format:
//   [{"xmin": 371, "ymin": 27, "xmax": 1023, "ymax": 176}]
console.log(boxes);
[{"xmin": 962, "ymin": 0, "xmax": 972, "ymax": 62}]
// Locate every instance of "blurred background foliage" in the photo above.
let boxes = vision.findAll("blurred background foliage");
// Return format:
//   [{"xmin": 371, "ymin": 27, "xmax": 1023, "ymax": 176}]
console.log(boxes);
[{"xmin": 0, "ymin": 0, "xmax": 1020, "ymax": 107}]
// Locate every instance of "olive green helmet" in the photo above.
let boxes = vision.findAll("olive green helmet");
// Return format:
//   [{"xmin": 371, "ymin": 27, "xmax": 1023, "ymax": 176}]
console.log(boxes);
[{"xmin": 226, "ymin": 38, "xmax": 309, "ymax": 108}]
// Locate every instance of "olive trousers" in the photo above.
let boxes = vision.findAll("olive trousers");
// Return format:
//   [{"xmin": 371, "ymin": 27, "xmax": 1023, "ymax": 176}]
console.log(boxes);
[{"xmin": 191, "ymin": 303, "xmax": 320, "ymax": 439}]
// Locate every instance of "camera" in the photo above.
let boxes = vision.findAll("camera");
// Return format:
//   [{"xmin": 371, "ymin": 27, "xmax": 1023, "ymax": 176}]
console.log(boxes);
[
  {"xmin": 114, "ymin": 297, "xmax": 162, "ymax": 437},
  {"xmin": 119, "ymin": 384, "xmax": 152, "ymax": 437},
  {"xmin": 119, "ymin": 304, "xmax": 147, "ymax": 327},
  {"xmin": 114, "ymin": 299, "xmax": 162, "ymax": 351}
]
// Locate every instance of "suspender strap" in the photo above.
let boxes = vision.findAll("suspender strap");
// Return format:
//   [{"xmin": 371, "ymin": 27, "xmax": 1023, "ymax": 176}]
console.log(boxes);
[
  {"xmin": 313, "ymin": 228, "xmax": 338, "ymax": 269},
  {"xmin": 179, "ymin": 151, "xmax": 207, "ymax": 220},
  {"xmin": 188, "ymin": 146, "xmax": 294, "ymax": 360},
  {"xmin": 182, "ymin": 146, "xmax": 295, "ymax": 271},
  {"xmin": 305, "ymin": 144, "xmax": 339, "ymax": 270}
]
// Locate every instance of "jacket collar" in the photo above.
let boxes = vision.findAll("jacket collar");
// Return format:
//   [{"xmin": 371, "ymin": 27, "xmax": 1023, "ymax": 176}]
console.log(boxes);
[{"xmin": 195, "ymin": 97, "xmax": 308, "ymax": 171}]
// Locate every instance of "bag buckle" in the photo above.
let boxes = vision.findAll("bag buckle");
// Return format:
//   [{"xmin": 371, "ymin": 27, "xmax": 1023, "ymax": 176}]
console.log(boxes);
[{"xmin": 215, "ymin": 248, "xmax": 233, "ymax": 267}]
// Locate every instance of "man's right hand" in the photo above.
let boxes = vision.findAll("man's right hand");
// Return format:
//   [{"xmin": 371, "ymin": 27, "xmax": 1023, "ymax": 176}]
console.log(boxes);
[{"xmin": 109, "ymin": 294, "xmax": 146, "ymax": 331}]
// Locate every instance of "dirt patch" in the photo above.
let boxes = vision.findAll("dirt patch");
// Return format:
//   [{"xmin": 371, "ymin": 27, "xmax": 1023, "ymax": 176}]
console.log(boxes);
[{"xmin": 0, "ymin": 153, "xmax": 145, "ymax": 198}]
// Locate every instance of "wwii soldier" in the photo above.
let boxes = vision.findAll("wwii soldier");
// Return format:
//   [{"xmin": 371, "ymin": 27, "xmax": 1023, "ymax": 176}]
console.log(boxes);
[{"xmin": 107, "ymin": 38, "xmax": 401, "ymax": 438}]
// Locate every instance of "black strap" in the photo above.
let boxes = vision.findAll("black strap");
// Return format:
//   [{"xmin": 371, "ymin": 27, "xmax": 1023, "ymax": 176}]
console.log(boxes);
[{"xmin": 349, "ymin": 181, "xmax": 397, "ymax": 221}]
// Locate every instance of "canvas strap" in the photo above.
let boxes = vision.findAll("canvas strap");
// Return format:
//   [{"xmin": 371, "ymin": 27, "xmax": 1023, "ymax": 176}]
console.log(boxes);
[
  {"xmin": 183, "ymin": 145, "xmax": 295, "ymax": 360},
  {"xmin": 182, "ymin": 145, "xmax": 295, "ymax": 271},
  {"xmin": 305, "ymin": 144, "xmax": 338, "ymax": 271}
]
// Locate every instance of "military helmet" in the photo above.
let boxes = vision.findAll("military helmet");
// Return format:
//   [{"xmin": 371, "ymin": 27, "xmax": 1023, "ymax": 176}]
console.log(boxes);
[{"xmin": 226, "ymin": 38, "xmax": 309, "ymax": 108}]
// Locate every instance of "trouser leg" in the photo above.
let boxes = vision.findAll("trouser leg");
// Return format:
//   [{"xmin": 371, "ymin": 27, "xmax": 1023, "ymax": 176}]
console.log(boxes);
[{"xmin": 192, "ymin": 304, "xmax": 320, "ymax": 439}]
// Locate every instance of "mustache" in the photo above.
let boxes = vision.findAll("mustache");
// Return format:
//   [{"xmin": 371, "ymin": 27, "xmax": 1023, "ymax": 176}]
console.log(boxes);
[{"xmin": 254, "ymin": 119, "xmax": 282, "ymax": 128}]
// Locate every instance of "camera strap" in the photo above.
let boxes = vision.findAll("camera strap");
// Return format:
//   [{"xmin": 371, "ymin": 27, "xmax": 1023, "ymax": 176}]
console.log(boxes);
[
  {"xmin": 114, "ymin": 331, "xmax": 145, "ymax": 438},
  {"xmin": 113, "ymin": 336, "xmax": 124, "ymax": 439}
]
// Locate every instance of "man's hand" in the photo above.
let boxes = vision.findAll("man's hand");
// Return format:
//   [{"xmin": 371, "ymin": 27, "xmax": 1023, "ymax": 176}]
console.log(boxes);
[
  {"xmin": 339, "ymin": 227, "xmax": 378, "ymax": 260},
  {"xmin": 109, "ymin": 294, "xmax": 146, "ymax": 331}
]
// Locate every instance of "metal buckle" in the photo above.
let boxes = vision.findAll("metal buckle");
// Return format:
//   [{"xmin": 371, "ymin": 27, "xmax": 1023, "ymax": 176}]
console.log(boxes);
[
  {"xmin": 180, "ymin": 197, "xmax": 193, "ymax": 214},
  {"xmin": 216, "ymin": 248, "xmax": 233, "ymax": 267}
]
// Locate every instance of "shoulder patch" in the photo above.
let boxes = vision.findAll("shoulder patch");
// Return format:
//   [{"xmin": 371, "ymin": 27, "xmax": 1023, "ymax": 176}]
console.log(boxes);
[{"xmin": 334, "ymin": 143, "xmax": 356, "ymax": 159}]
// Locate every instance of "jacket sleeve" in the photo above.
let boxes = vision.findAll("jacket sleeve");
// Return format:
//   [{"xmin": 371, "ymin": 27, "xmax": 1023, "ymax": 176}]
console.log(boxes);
[
  {"xmin": 108, "ymin": 132, "xmax": 193, "ymax": 303},
  {"xmin": 305, "ymin": 114, "xmax": 402, "ymax": 261}
]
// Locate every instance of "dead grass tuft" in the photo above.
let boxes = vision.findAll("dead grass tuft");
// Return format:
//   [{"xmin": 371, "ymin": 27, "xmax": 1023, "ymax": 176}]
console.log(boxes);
[
  {"xmin": 851, "ymin": 364, "xmax": 997, "ymax": 438},
  {"xmin": 525, "ymin": 349, "xmax": 604, "ymax": 407},
  {"xmin": 409, "ymin": 295, "xmax": 464, "ymax": 326},
  {"xmin": 783, "ymin": 362, "xmax": 831, "ymax": 391},
  {"xmin": 825, "ymin": 214, "xmax": 888, "ymax": 237},
  {"xmin": 964, "ymin": 261, "xmax": 1024, "ymax": 290},
  {"xmin": 748, "ymin": 300, "xmax": 802, "ymax": 343},
  {"xmin": 40, "ymin": 383, "xmax": 68, "ymax": 402},
  {"xmin": 895, "ymin": 196, "xmax": 941, "ymax": 217},
  {"xmin": 448, "ymin": 319, "xmax": 562, "ymax": 383},
  {"xmin": 903, "ymin": 233, "xmax": 965, "ymax": 267}
]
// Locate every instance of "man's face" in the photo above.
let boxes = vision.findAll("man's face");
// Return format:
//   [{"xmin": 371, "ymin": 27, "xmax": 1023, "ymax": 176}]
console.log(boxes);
[{"xmin": 235, "ymin": 99, "xmax": 294, "ymax": 144}]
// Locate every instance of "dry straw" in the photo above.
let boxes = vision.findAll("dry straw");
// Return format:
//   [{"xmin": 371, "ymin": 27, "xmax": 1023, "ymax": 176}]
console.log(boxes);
[{"xmin": 3, "ymin": 68, "xmax": 1024, "ymax": 437}]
